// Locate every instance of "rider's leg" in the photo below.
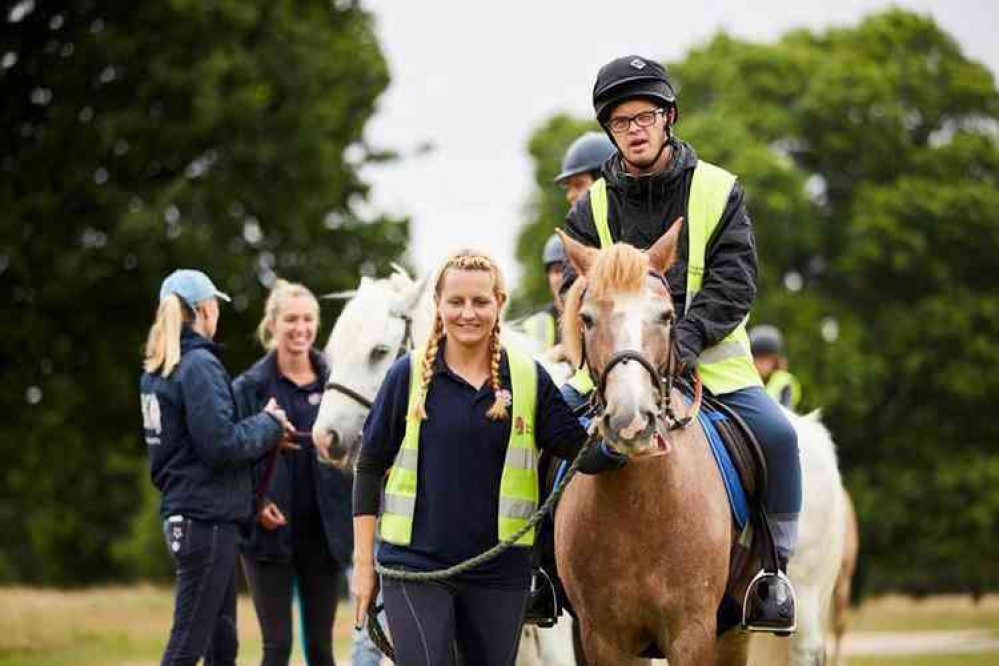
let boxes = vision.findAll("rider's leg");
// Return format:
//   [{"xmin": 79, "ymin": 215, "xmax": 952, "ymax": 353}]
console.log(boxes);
[{"xmin": 716, "ymin": 386, "xmax": 802, "ymax": 561}]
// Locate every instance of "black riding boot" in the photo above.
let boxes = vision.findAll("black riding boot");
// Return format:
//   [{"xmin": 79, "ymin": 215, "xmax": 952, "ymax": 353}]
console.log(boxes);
[{"xmin": 742, "ymin": 557, "xmax": 796, "ymax": 635}]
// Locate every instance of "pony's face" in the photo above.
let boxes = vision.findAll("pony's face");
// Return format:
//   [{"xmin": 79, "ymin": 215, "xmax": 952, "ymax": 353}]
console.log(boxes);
[
  {"xmin": 312, "ymin": 274, "xmax": 429, "ymax": 468},
  {"xmin": 561, "ymin": 224, "xmax": 680, "ymax": 455}
]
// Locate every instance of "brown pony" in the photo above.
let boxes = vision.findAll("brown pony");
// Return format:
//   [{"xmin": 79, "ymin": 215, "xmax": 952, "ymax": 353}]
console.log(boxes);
[{"xmin": 555, "ymin": 226, "xmax": 756, "ymax": 665}]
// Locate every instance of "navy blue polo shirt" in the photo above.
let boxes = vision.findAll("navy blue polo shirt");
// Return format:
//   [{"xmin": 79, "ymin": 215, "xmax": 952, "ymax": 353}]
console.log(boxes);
[
  {"xmin": 272, "ymin": 373, "xmax": 325, "ymax": 540},
  {"xmin": 354, "ymin": 344, "xmax": 589, "ymax": 589}
]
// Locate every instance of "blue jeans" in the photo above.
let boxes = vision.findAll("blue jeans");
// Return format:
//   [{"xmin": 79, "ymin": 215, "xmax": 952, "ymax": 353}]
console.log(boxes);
[{"xmin": 160, "ymin": 518, "xmax": 239, "ymax": 666}]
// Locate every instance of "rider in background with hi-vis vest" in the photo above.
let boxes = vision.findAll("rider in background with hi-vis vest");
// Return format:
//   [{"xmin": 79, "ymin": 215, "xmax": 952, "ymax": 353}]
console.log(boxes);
[
  {"xmin": 350, "ymin": 251, "xmax": 620, "ymax": 665},
  {"xmin": 560, "ymin": 55, "xmax": 802, "ymax": 632},
  {"xmin": 521, "ymin": 234, "xmax": 566, "ymax": 350},
  {"xmin": 750, "ymin": 325, "xmax": 803, "ymax": 411},
  {"xmin": 522, "ymin": 133, "xmax": 617, "ymax": 351}
]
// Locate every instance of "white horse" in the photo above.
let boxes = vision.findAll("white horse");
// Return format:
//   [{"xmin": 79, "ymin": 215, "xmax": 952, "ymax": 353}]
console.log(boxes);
[{"xmin": 749, "ymin": 411, "xmax": 847, "ymax": 666}]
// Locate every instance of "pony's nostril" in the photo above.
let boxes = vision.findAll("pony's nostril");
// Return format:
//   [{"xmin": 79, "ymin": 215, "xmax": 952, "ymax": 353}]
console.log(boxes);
[{"xmin": 328, "ymin": 429, "xmax": 340, "ymax": 450}]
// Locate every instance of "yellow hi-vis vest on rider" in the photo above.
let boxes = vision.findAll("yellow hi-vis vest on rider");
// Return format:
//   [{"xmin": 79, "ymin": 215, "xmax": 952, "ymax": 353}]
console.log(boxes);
[
  {"xmin": 765, "ymin": 369, "xmax": 802, "ymax": 411},
  {"xmin": 379, "ymin": 345, "xmax": 540, "ymax": 547},
  {"xmin": 572, "ymin": 160, "xmax": 762, "ymax": 396}
]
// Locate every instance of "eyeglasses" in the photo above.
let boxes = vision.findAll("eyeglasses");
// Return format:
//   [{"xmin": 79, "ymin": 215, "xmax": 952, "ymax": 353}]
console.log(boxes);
[{"xmin": 606, "ymin": 108, "xmax": 664, "ymax": 135}]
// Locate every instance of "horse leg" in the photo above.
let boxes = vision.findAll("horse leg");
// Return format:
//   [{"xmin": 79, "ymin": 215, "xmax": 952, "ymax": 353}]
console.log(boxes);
[
  {"xmin": 663, "ymin": 621, "xmax": 716, "ymax": 666},
  {"xmin": 790, "ymin": 585, "xmax": 828, "ymax": 666},
  {"xmin": 714, "ymin": 629, "xmax": 751, "ymax": 666},
  {"xmin": 578, "ymin": 624, "xmax": 648, "ymax": 666}
]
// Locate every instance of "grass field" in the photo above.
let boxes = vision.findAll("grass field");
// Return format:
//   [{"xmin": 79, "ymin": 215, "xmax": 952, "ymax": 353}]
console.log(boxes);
[{"xmin": 0, "ymin": 586, "xmax": 996, "ymax": 665}]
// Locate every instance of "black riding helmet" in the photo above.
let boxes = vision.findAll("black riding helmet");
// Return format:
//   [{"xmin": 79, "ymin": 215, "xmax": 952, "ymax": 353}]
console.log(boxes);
[{"xmin": 592, "ymin": 55, "xmax": 678, "ymax": 125}]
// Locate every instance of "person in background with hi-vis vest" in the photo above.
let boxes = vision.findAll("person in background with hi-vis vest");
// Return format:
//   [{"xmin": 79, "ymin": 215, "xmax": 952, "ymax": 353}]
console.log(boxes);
[
  {"xmin": 750, "ymin": 324, "xmax": 803, "ymax": 411},
  {"xmin": 139, "ymin": 269, "xmax": 294, "ymax": 666},
  {"xmin": 522, "ymin": 133, "xmax": 618, "ymax": 350},
  {"xmin": 351, "ymin": 251, "xmax": 620, "ymax": 666},
  {"xmin": 560, "ymin": 55, "xmax": 802, "ymax": 633},
  {"xmin": 521, "ymin": 234, "xmax": 566, "ymax": 350}
]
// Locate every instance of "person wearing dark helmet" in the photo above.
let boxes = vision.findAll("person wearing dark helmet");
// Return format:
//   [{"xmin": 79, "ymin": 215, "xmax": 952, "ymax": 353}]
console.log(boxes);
[
  {"xmin": 554, "ymin": 131, "xmax": 617, "ymax": 207},
  {"xmin": 750, "ymin": 325, "xmax": 803, "ymax": 411},
  {"xmin": 560, "ymin": 55, "xmax": 802, "ymax": 633}
]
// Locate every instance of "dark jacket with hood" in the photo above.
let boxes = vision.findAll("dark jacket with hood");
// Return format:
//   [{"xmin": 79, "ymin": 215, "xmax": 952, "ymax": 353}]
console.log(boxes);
[
  {"xmin": 140, "ymin": 327, "xmax": 284, "ymax": 524},
  {"xmin": 562, "ymin": 138, "xmax": 759, "ymax": 368},
  {"xmin": 232, "ymin": 349, "xmax": 353, "ymax": 568}
]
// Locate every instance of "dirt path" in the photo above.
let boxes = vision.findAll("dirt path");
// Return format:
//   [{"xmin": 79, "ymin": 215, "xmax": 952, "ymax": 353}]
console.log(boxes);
[{"xmin": 843, "ymin": 629, "xmax": 999, "ymax": 656}]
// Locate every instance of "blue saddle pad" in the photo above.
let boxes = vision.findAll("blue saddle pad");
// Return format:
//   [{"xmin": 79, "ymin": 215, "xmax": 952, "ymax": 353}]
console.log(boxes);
[{"xmin": 697, "ymin": 406, "xmax": 749, "ymax": 529}]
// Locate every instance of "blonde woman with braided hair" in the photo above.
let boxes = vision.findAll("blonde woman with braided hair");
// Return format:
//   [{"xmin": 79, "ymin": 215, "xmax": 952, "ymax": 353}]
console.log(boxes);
[{"xmin": 351, "ymin": 251, "xmax": 621, "ymax": 666}]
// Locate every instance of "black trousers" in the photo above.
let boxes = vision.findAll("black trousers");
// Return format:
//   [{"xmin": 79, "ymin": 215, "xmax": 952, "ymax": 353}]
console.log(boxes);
[
  {"xmin": 382, "ymin": 577, "xmax": 529, "ymax": 666},
  {"xmin": 160, "ymin": 517, "xmax": 239, "ymax": 666},
  {"xmin": 242, "ymin": 534, "xmax": 343, "ymax": 666}
]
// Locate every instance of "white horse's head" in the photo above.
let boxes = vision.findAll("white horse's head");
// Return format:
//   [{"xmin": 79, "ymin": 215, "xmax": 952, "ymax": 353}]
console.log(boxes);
[{"xmin": 312, "ymin": 267, "xmax": 433, "ymax": 468}]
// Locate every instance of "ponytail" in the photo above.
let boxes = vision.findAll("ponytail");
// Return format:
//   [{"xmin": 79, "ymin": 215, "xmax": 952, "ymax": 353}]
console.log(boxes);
[{"xmin": 143, "ymin": 294, "xmax": 189, "ymax": 377}]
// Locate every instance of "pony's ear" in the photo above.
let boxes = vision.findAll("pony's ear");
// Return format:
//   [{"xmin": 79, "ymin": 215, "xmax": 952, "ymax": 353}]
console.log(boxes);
[
  {"xmin": 648, "ymin": 217, "xmax": 682, "ymax": 275},
  {"xmin": 397, "ymin": 272, "xmax": 430, "ymax": 314},
  {"xmin": 321, "ymin": 289, "xmax": 358, "ymax": 300},
  {"xmin": 557, "ymin": 229, "xmax": 598, "ymax": 277}
]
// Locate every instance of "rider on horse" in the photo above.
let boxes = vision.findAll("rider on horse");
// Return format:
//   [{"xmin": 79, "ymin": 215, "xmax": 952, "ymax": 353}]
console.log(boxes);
[
  {"xmin": 750, "ymin": 324, "xmax": 803, "ymax": 411},
  {"xmin": 559, "ymin": 55, "xmax": 801, "ymax": 632}
]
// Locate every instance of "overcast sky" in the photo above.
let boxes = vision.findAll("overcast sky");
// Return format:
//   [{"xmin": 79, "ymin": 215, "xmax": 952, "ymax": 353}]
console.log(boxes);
[{"xmin": 359, "ymin": 0, "xmax": 997, "ymax": 283}]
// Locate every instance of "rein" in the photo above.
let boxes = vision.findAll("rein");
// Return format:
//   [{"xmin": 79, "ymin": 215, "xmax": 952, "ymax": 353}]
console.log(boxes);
[{"xmin": 322, "ymin": 313, "xmax": 414, "ymax": 410}]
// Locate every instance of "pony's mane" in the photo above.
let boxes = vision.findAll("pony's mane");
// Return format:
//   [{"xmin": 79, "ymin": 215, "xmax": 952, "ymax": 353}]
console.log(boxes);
[{"xmin": 562, "ymin": 243, "xmax": 650, "ymax": 367}]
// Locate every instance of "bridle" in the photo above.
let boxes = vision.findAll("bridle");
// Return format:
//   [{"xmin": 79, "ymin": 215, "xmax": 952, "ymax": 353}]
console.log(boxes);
[
  {"xmin": 582, "ymin": 271, "xmax": 701, "ymax": 431},
  {"xmin": 323, "ymin": 312, "xmax": 414, "ymax": 411}
]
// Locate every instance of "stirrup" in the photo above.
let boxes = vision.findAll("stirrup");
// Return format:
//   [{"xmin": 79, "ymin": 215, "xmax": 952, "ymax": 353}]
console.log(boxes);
[
  {"xmin": 742, "ymin": 569, "xmax": 797, "ymax": 635},
  {"xmin": 523, "ymin": 567, "xmax": 561, "ymax": 628}
]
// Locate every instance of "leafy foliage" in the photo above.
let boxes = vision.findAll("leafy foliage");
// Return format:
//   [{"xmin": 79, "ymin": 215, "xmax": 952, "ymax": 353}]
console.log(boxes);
[
  {"xmin": 514, "ymin": 9, "xmax": 999, "ymax": 593},
  {"xmin": 0, "ymin": 1, "xmax": 407, "ymax": 583}
]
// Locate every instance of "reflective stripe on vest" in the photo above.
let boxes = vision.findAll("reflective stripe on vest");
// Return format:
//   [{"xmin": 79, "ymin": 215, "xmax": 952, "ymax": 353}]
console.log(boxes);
[
  {"xmin": 765, "ymin": 369, "xmax": 802, "ymax": 410},
  {"xmin": 522, "ymin": 310, "xmax": 556, "ymax": 349},
  {"xmin": 588, "ymin": 160, "xmax": 763, "ymax": 395},
  {"xmin": 379, "ymin": 345, "xmax": 540, "ymax": 547}
]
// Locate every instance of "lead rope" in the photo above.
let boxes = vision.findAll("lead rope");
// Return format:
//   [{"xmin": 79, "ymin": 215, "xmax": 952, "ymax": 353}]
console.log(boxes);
[{"xmin": 365, "ymin": 427, "xmax": 601, "ymax": 661}]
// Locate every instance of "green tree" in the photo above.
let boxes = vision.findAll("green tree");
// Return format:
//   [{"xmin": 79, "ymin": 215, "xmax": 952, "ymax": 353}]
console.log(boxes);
[
  {"xmin": 515, "ymin": 9, "xmax": 999, "ymax": 593},
  {"xmin": 0, "ymin": 1, "xmax": 407, "ymax": 584}
]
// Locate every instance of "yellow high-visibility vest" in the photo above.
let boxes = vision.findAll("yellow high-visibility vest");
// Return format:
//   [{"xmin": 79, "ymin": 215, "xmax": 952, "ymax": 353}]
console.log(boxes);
[
  {"xmin": 581, "ymin": 160, "xmax": 762, "ymax": 395},
  {"xmin": 379, "ymin": 345, "xmax": 540, "ymax": 547},
  {"xmin": 765, "ymin": 369, "xmax": 802, "ymax": 410}
]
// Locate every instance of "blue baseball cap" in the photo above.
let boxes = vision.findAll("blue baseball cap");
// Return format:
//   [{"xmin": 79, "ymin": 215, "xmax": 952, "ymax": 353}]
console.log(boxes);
[{"xmin": 159, "ymin": 269, "xmax": 232, "ymax": 308}]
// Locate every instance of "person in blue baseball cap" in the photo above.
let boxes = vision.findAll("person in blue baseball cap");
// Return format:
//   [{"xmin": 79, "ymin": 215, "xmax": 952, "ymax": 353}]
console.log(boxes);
[{"xmin": 141, "ymin": 268, "xmax": 296, "ymax": 666}]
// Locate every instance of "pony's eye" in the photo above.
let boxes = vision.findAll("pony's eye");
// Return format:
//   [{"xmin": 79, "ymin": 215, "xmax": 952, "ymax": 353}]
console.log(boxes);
[
  {"xmin": 579, "ymin": 313, "xmax": 595, "ymax": 330},
  {"xmin": 658, "ymin": 311, "xmax": 674, "ymax": 326},
  {"xmin": 369, "ymin": 345, "xmax": 392, "ymax": 364}
]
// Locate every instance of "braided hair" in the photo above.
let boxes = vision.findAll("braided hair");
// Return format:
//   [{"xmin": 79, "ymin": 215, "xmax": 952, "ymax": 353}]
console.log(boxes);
[{"xmin": 410, "ymin": 250, "xmax": 509, "ymax": 421}]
